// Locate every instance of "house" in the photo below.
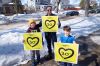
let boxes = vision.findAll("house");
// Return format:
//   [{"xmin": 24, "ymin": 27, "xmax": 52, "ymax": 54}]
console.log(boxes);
[
  {"xmin": 39, "ymin": 0, "xmax": 52, "ymax": 11},
  {"xmin": 39, "ymin": 5, "xmax": 52, "ymax": 11},
  {"xmin": 0, "ymin": 0, "xmax": 23, "ymax": 15},
  {"xmin": 50, "ymin": 0, "xmax": 70, "ymax": 10},
  {"xmin": 59, "ymin": 0, "xmax": 70, "ymax": 9},
  {"xmin": 27, "ymin": 0, "xmax": 41, "ymax": 11},
  {"xmin": 27, "ymin": 0, "xmax": 51, "ymax": 11},
  {"xmin": 40, "ymin": 0, "xmax": 50, "ymax": 5},
  {"xmin": 0, "ymin": 0, "xmax": 12, "ymax": 13}
]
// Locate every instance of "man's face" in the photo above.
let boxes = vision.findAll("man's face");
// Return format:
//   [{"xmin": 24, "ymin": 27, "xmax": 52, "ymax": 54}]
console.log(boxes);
[{"xmin": 47, "ymin": 7, "xmax": 52, "ymax": 15}]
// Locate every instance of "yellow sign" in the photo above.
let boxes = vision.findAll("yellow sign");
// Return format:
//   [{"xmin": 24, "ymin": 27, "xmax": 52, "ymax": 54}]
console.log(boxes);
[
  {"xmin": 23, "ymin": 33, "xmax": 43, "ymax": 50},
  {"xmin": 54, "ymin": 42, "xmax": 79, "ymax": 64},
  {"xmin": 42, "ymin": 16, "xmax": 58, "ymax": 32}
]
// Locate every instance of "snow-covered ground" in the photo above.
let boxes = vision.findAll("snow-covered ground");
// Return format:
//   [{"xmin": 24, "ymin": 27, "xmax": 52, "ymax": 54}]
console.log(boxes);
[
  {"xmin": 0, "ymin": 15, "xmax": 11, "ymax": 24},
  {"xmin": 0, "ymin": 11, "xmax": 67, "ymax": 25},
  {"xmin": 0, "ymin": 15, "xmax": 100, "ymax": 66},
  {"xmin": 0, "ymin": 10, "xmax": 85, "ymax": 25},
  {"xmin": 0, "ymin": 12, "xmax": 45, "ymax": 25},
  {"xmin": 60, "ymin": 16, "xmax": 100, "ymax": 37}
]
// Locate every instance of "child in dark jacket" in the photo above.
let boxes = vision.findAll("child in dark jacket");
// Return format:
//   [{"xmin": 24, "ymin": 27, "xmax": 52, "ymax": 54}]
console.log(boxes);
[{"xmin": 26, "ymin": 19, "xmax": 42, "ymax": 66}]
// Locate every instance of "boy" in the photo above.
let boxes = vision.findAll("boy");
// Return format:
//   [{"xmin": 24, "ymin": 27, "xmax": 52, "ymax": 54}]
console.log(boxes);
[
  {"xmin": 60, "ymin": 25, "xmax": 76, "ymax": 66},
  {"xmin": 25, "ymin": 19, "xmax": 42, "ymax": 66}
]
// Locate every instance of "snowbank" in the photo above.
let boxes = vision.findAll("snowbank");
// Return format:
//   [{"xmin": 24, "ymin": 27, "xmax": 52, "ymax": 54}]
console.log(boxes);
[
  {"xmin": 78, "ymin": 10, "xmax": 85, "ymax": 15},
  {"xmin": 11, "ymin": 14, "xmax": 41, "ymax": 23},
  {"xmin": 0, "ymin": 11, "xmax": 66, "ymax": 24},
  {"xmin": 0, "ymin": 12, "xmax": 45, "ymax": 24},
  {"xmin": 0, "ymin": 15, "xmax": 11, "ymax": 25},
  {"xmin": 0, "ymin": 26, "xmax": 47, "ymax": 66}
]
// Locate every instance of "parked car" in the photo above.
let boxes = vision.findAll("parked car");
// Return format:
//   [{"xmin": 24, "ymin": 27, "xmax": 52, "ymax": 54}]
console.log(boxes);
[
  {"xmin": 66, "ymin": 11, "xmax": 79, "ymax": 16},
  {"xmin": 97, "ymin": 9, "xmax": 100, "ymax": 13},
  {"xmin": 62, "ymin": 11, "xmax": 71, "ymax": 16},
  {"xmin": 66, "ymin": 11, "xmax": 72, "ymax": 16},
  {"xmin": 70, "ymin": 11, "xmax": 79, "ymax": 16},
  {"xmin": 89, "ymin": 10, "xmax": 96, "ymax": 13}
]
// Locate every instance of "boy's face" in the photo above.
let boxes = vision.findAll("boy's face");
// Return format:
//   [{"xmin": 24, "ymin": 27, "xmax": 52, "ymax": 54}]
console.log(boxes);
[
  {"xmin": 30, "ymin": 23, "xmax": 36, "ymax": 28},
  {"xmin": 64, "ymin": 30, "xmax": 70, "ymax": 36}
]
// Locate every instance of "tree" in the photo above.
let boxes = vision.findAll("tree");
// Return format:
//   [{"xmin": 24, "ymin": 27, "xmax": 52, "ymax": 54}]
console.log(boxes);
[
  {"xmin": 12, "ymin": 0, "xmax": 23, "ymax": 14},
  {"xmin": 93, "ymin": 3, "xmax": 97, "ymax": 9},
  {"xmin": 85, "ymin": 0, "xmax": 90, "ymax": 17},
  {"xmin": 56, "ymin": 0, "xmax": 61, "ymax": 13},
  {"xmin": 80, "ymin": 0, "xmax": 90, "ymax": 17},
  {"xmin": 80, "ymin": 0, "xmax": 85, "ymax": 9}
]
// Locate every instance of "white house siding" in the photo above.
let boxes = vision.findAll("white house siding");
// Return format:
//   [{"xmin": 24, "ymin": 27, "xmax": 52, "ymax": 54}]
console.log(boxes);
[
  {"xmin": 60, "ymin": 0, "xmax": 70, "ymax": 9},
  {"xmin": 50, "ymin": 0, "xmax": 70, "ymax": 10}
]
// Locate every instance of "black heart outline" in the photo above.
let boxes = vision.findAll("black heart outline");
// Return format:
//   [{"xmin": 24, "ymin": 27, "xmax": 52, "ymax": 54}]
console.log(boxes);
[
  {"xmin": 27, "ymin": 37, "xmax": 39, "ymax": 47},
  {"xmin": 58, "ymin": 48, "xmax": 74, "ymax": 59},
  {"xmin": 45, "ymin": 20, "xmax": 56, "ymax": 29}
]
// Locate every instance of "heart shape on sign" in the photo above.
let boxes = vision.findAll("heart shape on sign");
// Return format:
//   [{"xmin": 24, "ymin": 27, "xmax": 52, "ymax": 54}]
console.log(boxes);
[
  {"xmin": 45, "ymin": 20, "xmax": 56, "ymax": 29},
  {"xmin": 27, "ymin": 37, "xmax": 39, "ymax": 47},
  {"xmin": 58, "ymin": 48, "xmax": 74, "ymax": 59}
]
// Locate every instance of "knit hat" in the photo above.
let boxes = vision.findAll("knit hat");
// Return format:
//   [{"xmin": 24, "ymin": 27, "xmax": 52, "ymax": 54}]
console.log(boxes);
[{"xmin": 28, "ymin": 19, "xmax": 36, "ymax": 25}]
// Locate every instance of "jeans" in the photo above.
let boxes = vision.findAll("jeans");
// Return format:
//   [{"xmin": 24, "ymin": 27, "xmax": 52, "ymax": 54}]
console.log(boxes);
[
  {"xmin": 31, "ymin": 50, "xmax": 40, "ymax": 66},
  {"xmin": 45, "ymin": 32, "xmax": 57, "ymax": 56},
  {"xmin": 60, "ymin": 62, "xmax": 73, "ymax": 66}
]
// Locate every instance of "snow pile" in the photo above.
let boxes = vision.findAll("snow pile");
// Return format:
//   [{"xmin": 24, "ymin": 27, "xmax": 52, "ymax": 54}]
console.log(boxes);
[
  {"xmin": 78, "ymin": 10, "xmax": 85, "ymax": 15},
  {"xmin": 0, "ymin": 12, "xmax": 45, "ymax": 24},
  {"xmin": 12, "ymin": 14, "xmax": 40, "ymax": 23},
  {"xmin": 52, "ymin": 11, "xmax": 67, "ymax": 18},
  {"xmin": 0, "ymin": 11, "xmax": 66, "ymax": 24},
  {"xmin": 0, "ymin": 26, "xmax": 47, "ymax": 66},
  {"xmin": 0, "ymin": 15, "xmax": 11, "ymax": 25},
  {"xmin": 0, "ymin": 32, "xmax": 24, "ymax": 66},
  {"xmin": 11, "ymin": 12, "xmax": 46, "ymax": 23}
]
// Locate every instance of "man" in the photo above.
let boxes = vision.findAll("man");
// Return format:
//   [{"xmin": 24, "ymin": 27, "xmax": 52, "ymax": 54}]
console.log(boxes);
[{"xmin": 44, "ymin": 6, "xmax": 61, "ymax": 58}]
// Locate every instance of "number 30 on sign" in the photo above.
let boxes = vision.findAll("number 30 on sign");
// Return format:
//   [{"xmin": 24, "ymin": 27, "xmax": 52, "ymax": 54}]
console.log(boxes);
[
  {"xmin": 54, "ymin": 42, "xmax": 79, "ymax": 64},
  {"xmin": 42, "ymin": 16, "xmax": 58, "ymax": 32}
]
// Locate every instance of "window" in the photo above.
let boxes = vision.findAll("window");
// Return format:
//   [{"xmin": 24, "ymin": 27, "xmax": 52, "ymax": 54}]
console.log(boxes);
[{"xmin": 0, "ymin": 0, "xmax": 2, "ymax": 3}]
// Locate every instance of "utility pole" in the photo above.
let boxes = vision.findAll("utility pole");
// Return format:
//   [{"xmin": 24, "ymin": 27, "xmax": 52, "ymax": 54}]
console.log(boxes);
[
  {"xmin": 56, "ymin": 0, "xmax": 61, "ymax": 13},
  {"xmin": 85, "ymin": 0, "xmax": 90, "ymax": 17}
]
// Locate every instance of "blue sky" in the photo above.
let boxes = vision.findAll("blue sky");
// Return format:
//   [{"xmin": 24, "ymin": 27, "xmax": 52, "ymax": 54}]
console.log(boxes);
[
  {"xmin": 21, "ymin": 0, "xmax": 100, "ymax": 5},
  {"xmin": 21, "ymin": 0, "xmax": 27, "ymax": 5},
  {"xmin": 70, "ymin": 0, "xmax": 80, "ymax": 4}
]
